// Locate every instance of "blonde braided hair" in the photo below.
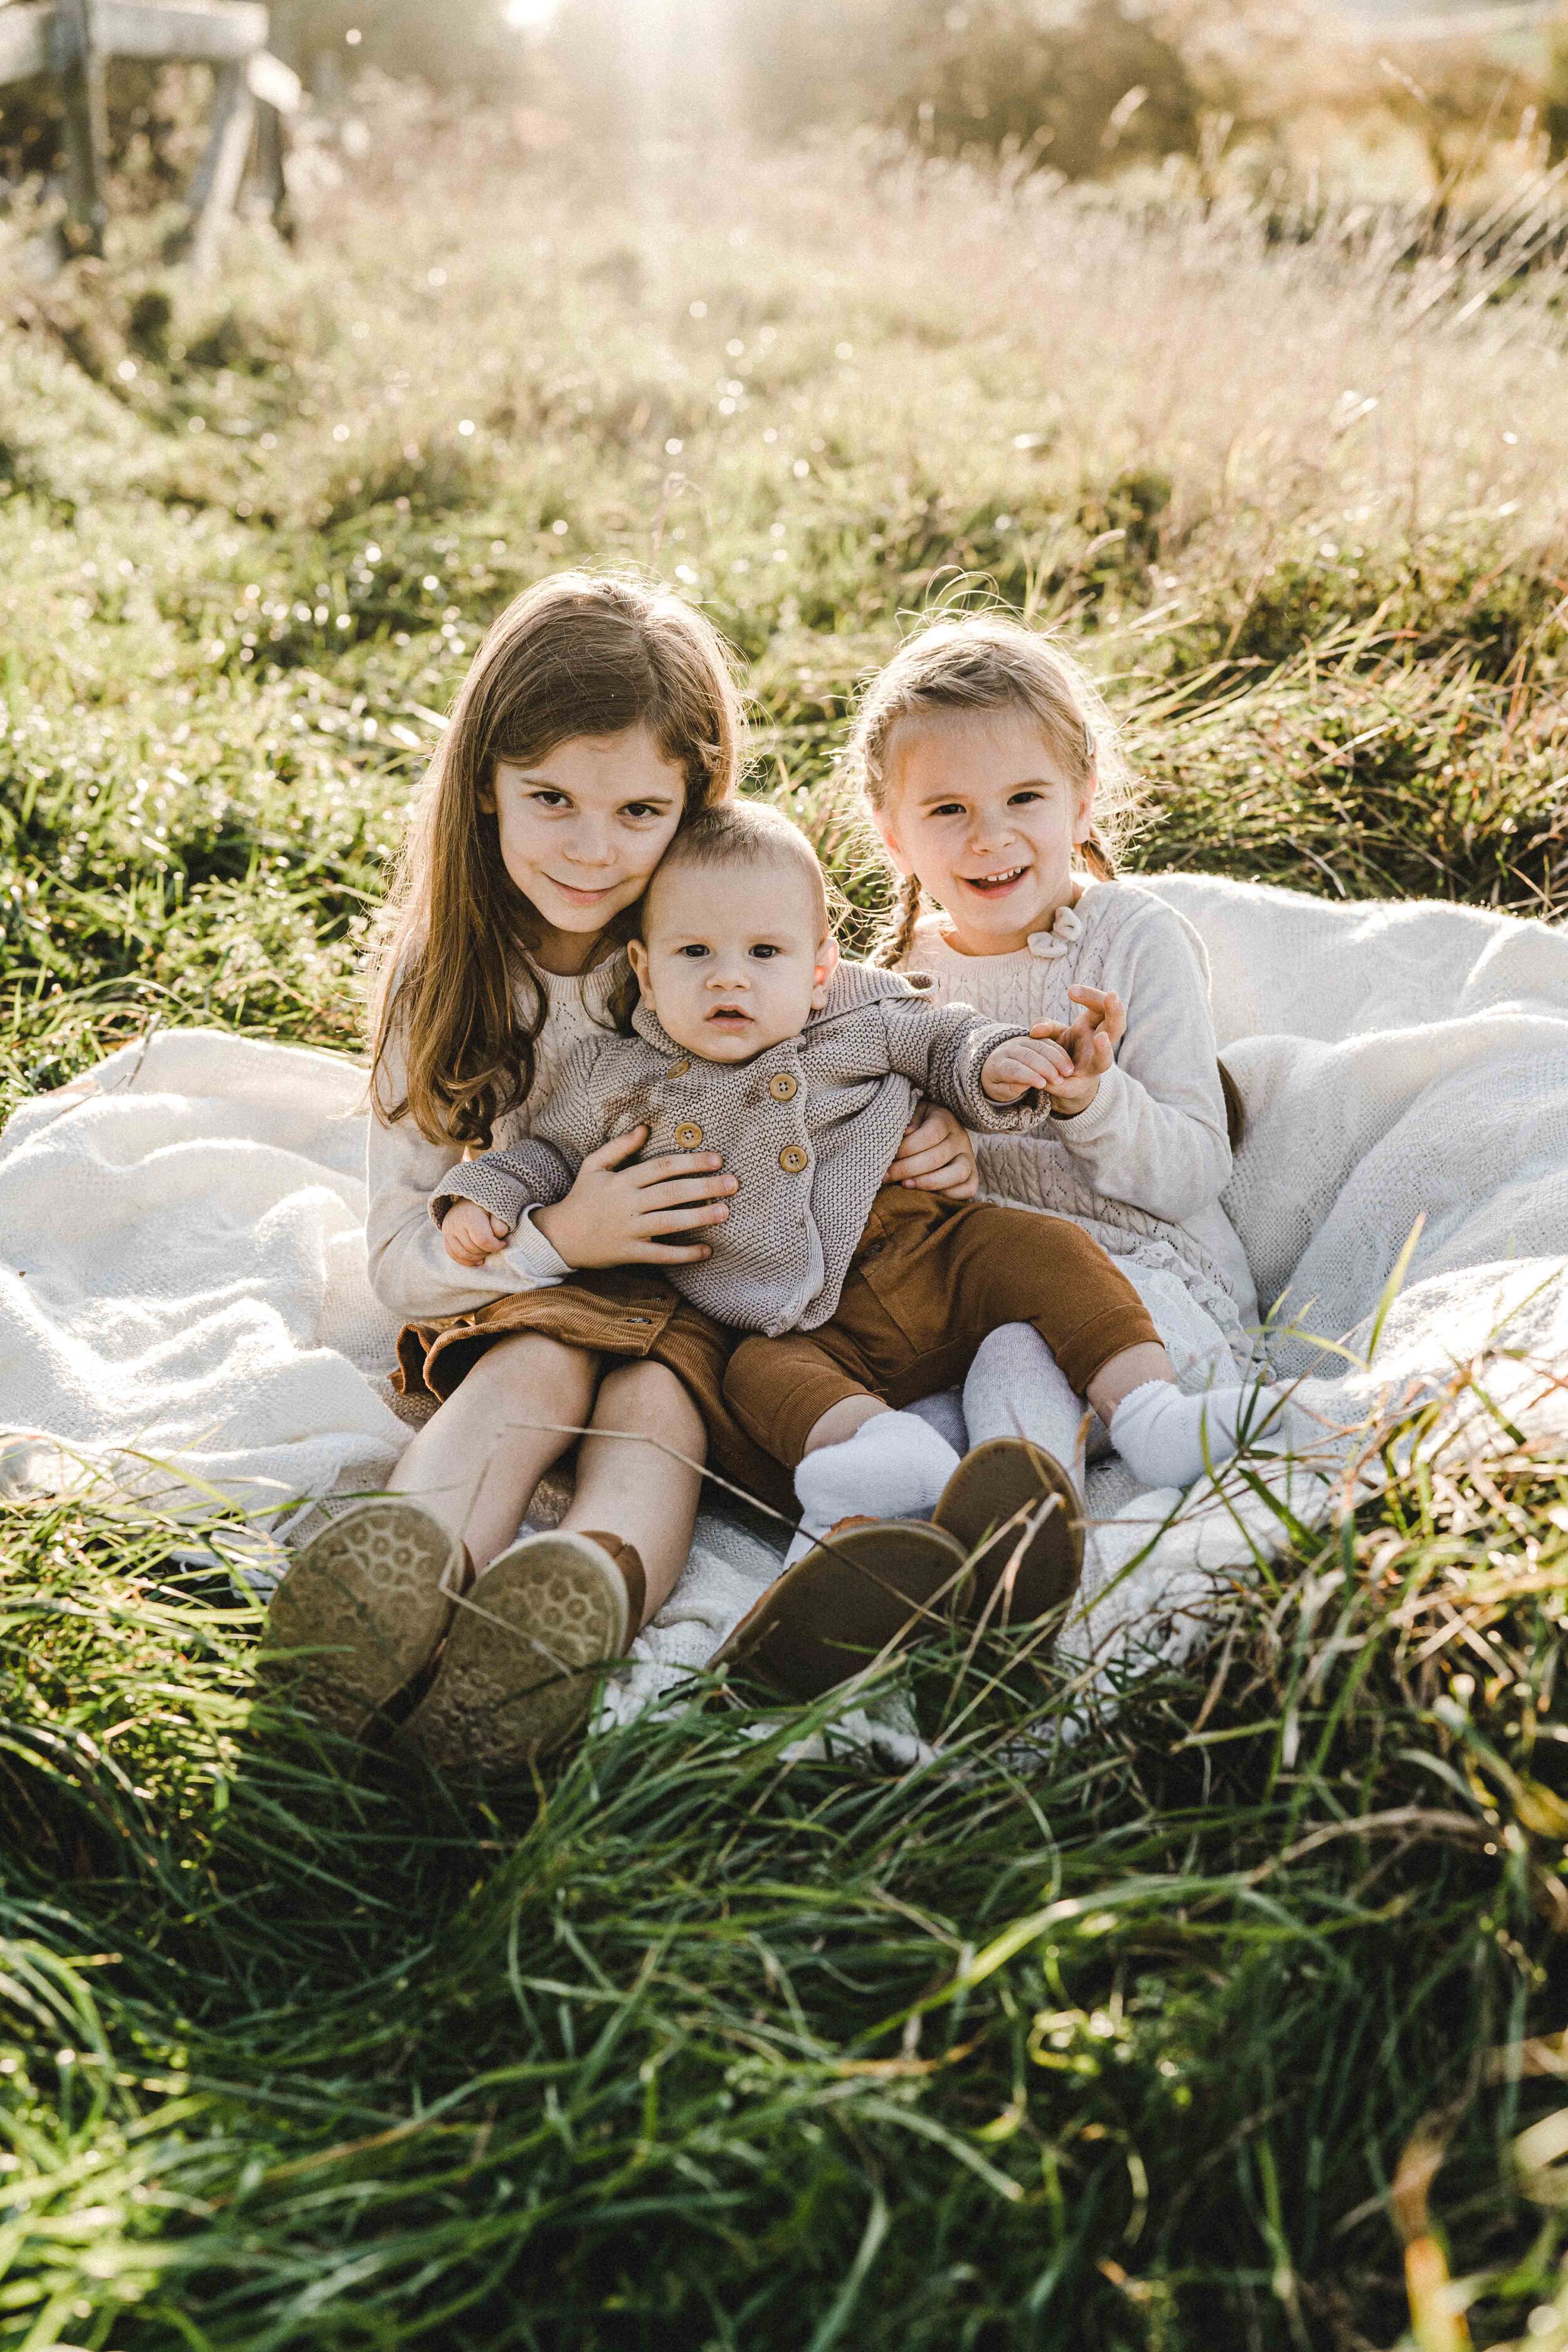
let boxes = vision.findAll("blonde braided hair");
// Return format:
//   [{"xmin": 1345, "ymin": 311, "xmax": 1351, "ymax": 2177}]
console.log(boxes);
[{"xmin": 847, "ymin": 613, "xmax": 1140, "ymax": 967}]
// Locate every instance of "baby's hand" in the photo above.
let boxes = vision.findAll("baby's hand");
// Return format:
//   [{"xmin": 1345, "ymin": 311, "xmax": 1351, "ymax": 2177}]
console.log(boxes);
[
  {"xmin": 442, "ymin": 1199, "xmax": 512, "ymax": 1268},
  {"xmin": 980, "ymin": 1033, "xmax": 1076, "ymax": 1105},
  {"xmin": 1028, "ymin": 987, "xmax": 1126, "ymax": 1117}
]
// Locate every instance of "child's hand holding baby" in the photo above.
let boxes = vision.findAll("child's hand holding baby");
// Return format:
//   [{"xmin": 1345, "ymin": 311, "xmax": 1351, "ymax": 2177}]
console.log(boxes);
[
  {"xmin": 442, "ymin": 1200, "xmax": 513, "ymax": 1267},
  {"xmin": 981, "ymin": 987, "xmax": 1126, "ymax": 1116}
]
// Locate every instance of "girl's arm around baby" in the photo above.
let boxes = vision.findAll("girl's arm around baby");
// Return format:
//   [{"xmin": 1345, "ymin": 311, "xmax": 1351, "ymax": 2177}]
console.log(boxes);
[{"xmin": 429, "ymin": 1042, "xmax": 739, "ymax": 1276}]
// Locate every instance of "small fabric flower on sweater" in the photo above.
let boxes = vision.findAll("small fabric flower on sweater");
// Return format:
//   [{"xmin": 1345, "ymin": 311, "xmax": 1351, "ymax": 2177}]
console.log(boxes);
[{"xmin": 1027, "ymin": 903, "xmax": 1084, "ymax": 960}]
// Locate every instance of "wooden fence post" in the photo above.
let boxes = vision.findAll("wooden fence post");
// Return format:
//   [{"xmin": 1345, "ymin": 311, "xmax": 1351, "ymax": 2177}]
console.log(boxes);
[
  {"xmin": 51, "ymin": 0, "xmax": 107, "ymax": 257},
  {"xmin": 172, "ymin": 53, "xmax": 256, "ymax": 270},
  {"xmin": 0, "ymin": 0, "xmax": 295, "ymax": 272}
]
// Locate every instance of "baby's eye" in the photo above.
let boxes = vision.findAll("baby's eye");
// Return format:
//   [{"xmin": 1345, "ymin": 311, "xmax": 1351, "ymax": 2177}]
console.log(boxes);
[
  {"xmin": 675, "ymin": 943, "xmax": 709, "ymax": 959},
  {"xmin": 748, "ymin": 944, "xmax": 781, "ymax": 960}
]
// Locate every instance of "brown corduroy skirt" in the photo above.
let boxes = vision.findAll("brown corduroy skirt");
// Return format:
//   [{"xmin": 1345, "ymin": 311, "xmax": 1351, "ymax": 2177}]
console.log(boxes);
[{"xmin": 394, "ymin": 1268, "xmax": 797, "ymax": 1520}]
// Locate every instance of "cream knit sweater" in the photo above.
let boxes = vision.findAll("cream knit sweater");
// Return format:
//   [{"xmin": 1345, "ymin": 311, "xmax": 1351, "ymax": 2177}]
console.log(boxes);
[
  {"xmin": 898, "ymin": 880, "xmax": 1258, "ymax": 1332},
  {"xmin": 365, "ymin": 953, "xmax": 622, "ymax": 1323}
]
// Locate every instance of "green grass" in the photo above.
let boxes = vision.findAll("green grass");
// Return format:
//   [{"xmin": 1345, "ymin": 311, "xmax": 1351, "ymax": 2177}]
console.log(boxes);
[{"xmin": 3, "ymin": 122, "xmax": 1568, "ymax": 2347}]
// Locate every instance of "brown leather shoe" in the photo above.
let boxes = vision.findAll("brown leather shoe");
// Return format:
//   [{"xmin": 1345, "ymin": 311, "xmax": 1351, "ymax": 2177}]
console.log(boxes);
[
  {"xmin": 933, "ymin": 1439, "xmax": 1084, "ymax": 1629},
  {"xmin": 709, "ymin": 1517, "xmax": 969, "ymax": 1701},
  {"xmin": 401, "ymin": 1528, "xmax": 645, "ymax": 1772}
]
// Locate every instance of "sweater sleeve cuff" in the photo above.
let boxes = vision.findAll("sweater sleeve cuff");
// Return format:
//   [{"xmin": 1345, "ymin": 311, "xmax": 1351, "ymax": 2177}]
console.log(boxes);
[
  {"xmin": 430, "ymin": 1158, "xmax": 533, "ymax": 1231},
  {"xmin": 960, "ymin": 1024, "xmax": 1047, "ymax": 1130},
  {"xmin": 1049, "ymin": 1061, "xmax": 1125, "ymax": 1144},
  {"xmin": 500, "ymin": 1207, "xmax": 572, "ymax": 1286}
]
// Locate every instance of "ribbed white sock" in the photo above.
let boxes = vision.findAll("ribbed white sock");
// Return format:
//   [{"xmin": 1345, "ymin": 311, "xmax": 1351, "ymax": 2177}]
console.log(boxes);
[
  {"xmin": 961, "ymin": 1323, "xmax": 1086, "ymax": 1488},
  {"xmin": 1108, "ymin": 1379, "xmax": 1285, "ymax": 1491},
  {"xmin": 787, "ymin": 1410, "xmax": 961, "ymax": 1567}
]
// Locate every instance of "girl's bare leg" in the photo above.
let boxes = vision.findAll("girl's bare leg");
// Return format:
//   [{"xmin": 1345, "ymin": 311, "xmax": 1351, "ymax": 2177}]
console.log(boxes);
[
  {"xmin": 389, "ymin": 1333, "xmax": 599, "ymax": 1573},
  {"xmin": 559, "ymin": 1359, "xmax": 704, "ymax": 1619}
]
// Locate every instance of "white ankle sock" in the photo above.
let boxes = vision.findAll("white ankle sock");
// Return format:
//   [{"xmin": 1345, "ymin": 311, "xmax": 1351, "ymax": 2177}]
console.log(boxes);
[
  {"xmin": 792, "ymin": 1411, "xmax": 961, "ymax": 1552},
  {"xmin": 961, "ymin": 1323, "xmax": 1086, "ymax": 1488},
  {"xmin": 1108, "ymin": 1379, "xmax": 1285, "ymax": 1491}
]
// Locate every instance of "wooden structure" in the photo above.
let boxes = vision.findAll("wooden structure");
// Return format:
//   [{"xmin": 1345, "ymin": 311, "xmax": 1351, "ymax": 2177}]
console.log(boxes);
[{"xmin": 0, "ymin": 0, "xmax": 302, "ymax": 268}]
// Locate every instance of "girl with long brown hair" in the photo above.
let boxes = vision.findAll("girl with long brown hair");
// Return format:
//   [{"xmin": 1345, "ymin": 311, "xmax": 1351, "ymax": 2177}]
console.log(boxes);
[{"xmin": 264, "ymin": 571, "xmax": 976, "ymax": 1771}]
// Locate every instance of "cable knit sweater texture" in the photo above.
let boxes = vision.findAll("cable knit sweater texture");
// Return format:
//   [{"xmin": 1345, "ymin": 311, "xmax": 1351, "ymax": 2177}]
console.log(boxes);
[
  {"xmin": 432, "ymin": 961, "xmax": 1042, "ymax": 1336},
  {"xmin": 896, "ymin": 881, "xmax": 1258, "ymax": 1334}
]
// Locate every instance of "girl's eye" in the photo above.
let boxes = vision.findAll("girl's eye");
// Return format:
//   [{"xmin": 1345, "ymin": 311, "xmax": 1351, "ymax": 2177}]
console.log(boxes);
[
  {"xmin": 930, "ymin": 802, "xmax": 966, "ymax": 819},
  {"xmin": 622, "ymin": 802, "xmax": 662, "ymax": 820},
  {"xmin": 1008, "ymin": 789, "xmax": 1044, "ymax": 807},
  {"xmin": 530, "ymin": 790, "xmax": 570, "ymax": 810}
]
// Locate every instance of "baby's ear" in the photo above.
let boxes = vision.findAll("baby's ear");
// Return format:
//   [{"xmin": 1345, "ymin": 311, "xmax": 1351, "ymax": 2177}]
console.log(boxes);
[
  {"xmin": 811, "ymin": 933, "xmax": 840, "ymax": 1006},
  {"xmin": 627, "ymin": 936, "xmax": 651, "ymax": 990}
]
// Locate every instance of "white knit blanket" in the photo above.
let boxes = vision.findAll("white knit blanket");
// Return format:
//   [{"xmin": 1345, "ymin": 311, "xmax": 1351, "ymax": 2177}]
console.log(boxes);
[{"xmin": 3, "ymin": 873, "xmax": 1565, "ymax": 1740}]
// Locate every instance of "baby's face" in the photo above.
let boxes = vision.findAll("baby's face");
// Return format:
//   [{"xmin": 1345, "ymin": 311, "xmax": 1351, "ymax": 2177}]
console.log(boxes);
[{"xmin": 629, "ymin": 860, "xmax": 838, "ymax": 1063}]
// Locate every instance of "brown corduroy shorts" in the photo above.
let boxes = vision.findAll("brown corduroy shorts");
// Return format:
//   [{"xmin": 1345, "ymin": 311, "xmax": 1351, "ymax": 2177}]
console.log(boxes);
[
  {"xmin": 395, "ymin": 1268, "xmax": 797, "ymax": 1519},
  {"xmin": 724, "ymin": 1186, "xmax": 1160, "ymax": 1471}
]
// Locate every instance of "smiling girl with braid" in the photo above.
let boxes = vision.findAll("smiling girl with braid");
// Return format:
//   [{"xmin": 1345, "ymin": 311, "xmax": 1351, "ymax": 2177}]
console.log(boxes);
[{"xmin": 851, "ymin": 610, "xmax": 1266, "ymax": 1498}]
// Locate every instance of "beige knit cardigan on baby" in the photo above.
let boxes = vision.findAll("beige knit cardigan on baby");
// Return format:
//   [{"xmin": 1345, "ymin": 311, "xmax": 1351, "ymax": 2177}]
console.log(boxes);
[{"xmin": 432, "ymin": 960, "xmax": 1040, "ymax": 1336}]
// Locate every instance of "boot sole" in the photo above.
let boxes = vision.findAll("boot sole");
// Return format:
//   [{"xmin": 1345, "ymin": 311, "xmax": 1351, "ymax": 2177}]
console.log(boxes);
[
  {"xmin": 263, "ymin": 1500, "xmax": 460, "ymax": 1735},
  {"xmin": 934, "ymin": 1438, "xmax": 1084, "ymax": 1629},
  {"xmin": 710, "ymin": 1520, "xmax": 968, "ymax": 1702},
  {"xmin": 403, "ymin": 1532, "xmax": 632, "ymax": 1772}
]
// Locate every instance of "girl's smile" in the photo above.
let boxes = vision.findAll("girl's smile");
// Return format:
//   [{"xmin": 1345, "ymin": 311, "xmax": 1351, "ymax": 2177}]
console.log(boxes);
[
  {"xmin": 876, "ymin": 709, "xmax": 1095, "ymax": 958},
  {"xmin": 545, "ymin": 876, "xmax": 625, "ymax": 906},
  {"xmin": 960, "ymin": 862, "xmax": 1030, "ymax": 896}
]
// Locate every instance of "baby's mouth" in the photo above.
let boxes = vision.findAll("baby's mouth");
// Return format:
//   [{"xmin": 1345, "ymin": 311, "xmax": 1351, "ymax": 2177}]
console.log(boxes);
[
  {"xmin": 961, "ymin": 864, "xmax": 1029, "ymax": 897},
  {"xmin": 705, "ymin": 1004, "xmax": 753, "ymax": 1027}
]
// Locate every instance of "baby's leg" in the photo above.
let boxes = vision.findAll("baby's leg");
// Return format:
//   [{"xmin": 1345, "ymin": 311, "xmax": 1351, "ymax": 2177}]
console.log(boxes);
[
  {"xmin": 389, "ymin": 1332, "xmax": 599, "ymax": 1573},
  {"xmin": 940, "ymin": 1204, "xmax": 1163, "ymax": 1414},
  {"xmin": 561, "ymin": 1359, "xmax": 705, "ymax": 1621},
  {"xmin": 953, "ymin": 1210, "xmax": 1283, "ymax": 1490},
  {"xmin": 726, "ymin": 1333, "xmax": 960, "ymax": 1562}
]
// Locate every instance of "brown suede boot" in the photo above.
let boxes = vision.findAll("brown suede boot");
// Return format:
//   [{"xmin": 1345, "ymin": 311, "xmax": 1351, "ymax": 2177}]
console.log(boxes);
[
  {"xmin": 709, "ymin": 1517, "xmax": 968, "ymax": 1702},
  {"xmin": 933, "ymin": 1439, "xmax": 1084, "ymax": 1630},
  {"xmin": 401, "ymin": 1527, "xmax": 646, "ymax": 1772}
]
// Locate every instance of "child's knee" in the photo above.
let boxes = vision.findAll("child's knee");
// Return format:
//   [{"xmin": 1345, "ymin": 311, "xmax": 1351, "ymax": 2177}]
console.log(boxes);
[
  {"xmin": 597, "ymin": 1357, "xmax": 707, "ymax": 1451},
  {"xmin": 470, "ymin": 1331, "xmax": 597, "ymax": 1401}
]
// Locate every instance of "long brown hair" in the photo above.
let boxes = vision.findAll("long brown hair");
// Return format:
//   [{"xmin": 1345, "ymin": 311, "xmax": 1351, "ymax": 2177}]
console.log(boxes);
[
  {"xmin": 844, "ymin": 613, "xmax": 1139, "ymax": 968},
  {"xmin": 371, "ymin": 571, "xmax": 743, "ymax": 1146}
]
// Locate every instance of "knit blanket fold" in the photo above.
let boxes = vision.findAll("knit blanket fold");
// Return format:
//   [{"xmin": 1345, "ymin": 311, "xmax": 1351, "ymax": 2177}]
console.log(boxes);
[{"xmin": 2, "ymin": 871, "xmax": 1565, "ymax": 1725}]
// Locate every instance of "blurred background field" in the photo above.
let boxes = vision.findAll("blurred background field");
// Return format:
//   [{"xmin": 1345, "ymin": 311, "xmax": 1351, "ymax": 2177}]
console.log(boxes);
[{"xmin": 4, "ymin": 6, "xmax": 1568, "ymax": 2349}]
